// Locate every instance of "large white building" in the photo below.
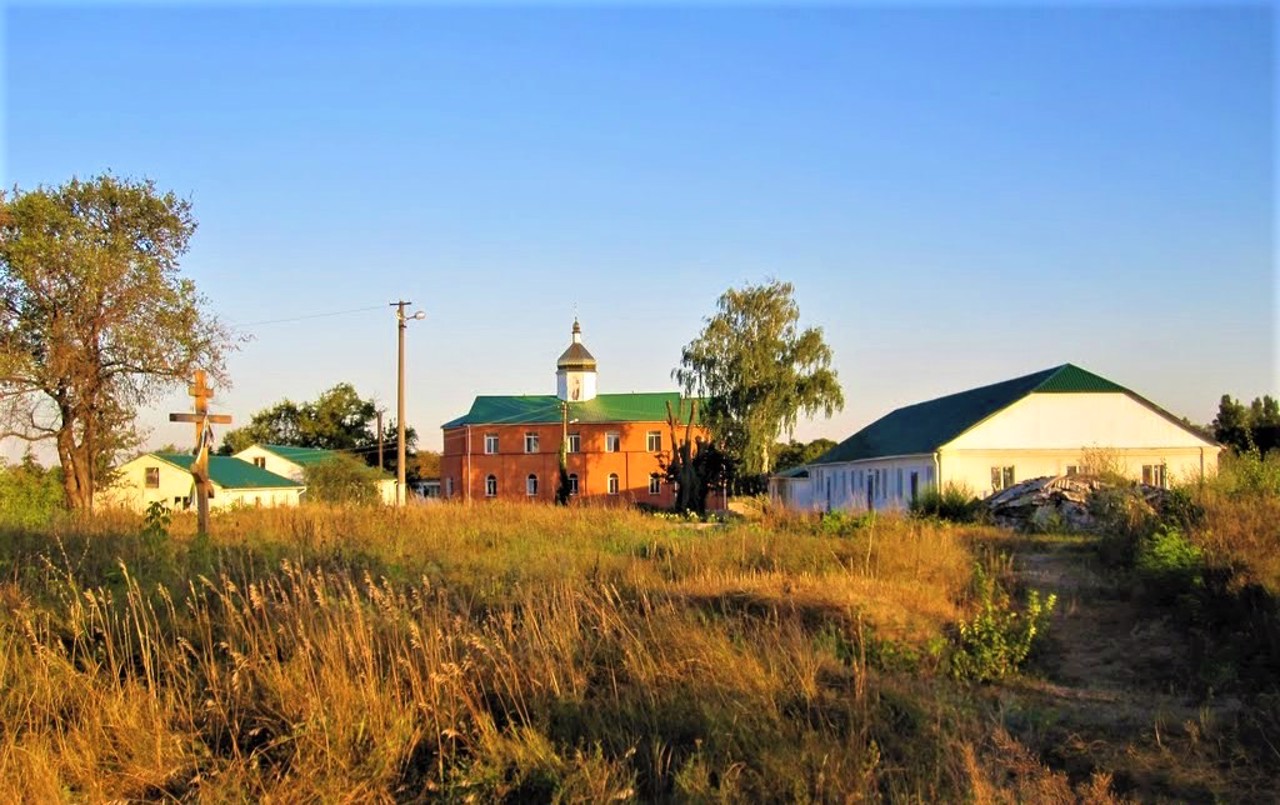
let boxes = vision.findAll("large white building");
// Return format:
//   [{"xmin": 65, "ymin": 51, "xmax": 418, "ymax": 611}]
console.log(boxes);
[{"xmin": 793, "ymin": 364, "xmax": 1220, "ymax": 513}]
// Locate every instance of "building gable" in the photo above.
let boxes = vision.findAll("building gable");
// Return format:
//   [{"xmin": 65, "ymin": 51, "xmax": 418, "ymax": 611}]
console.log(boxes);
[{"xmin": 813, "ymin": 363, "xmax": 1207, "ymax": 465}]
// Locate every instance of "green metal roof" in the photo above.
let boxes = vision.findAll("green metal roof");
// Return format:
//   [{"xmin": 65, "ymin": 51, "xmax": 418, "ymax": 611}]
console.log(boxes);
[
  {"xmin": 258, "ymin": 444, "xmax": 394, "ymax": 479},
  {"xmin": 154, "ymin": 453, "xmax": 304, "ymax": 489},
  {"xmin": 259, "ymin": 444, "xmax": 339, "ymax": 467},
  {"xmin": 812, "ymin": 364, "xmax": 1139, "ymax": 465},
  {"xmin": 443, "ymin": 392, "xmax": 695, "ymax": 428}
]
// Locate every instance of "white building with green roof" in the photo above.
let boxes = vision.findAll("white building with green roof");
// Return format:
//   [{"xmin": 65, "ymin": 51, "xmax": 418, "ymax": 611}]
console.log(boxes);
[
  {"xmin": 234, "ymin": 444, "xmax": 399, "ymax": 504},
  {"xmin": 791, "ymin": 364, "xmax": 1220, "ymax": 513},
  {"xmin": 101, "ymin": 452, "xmax": 305, "ymax": 512}
]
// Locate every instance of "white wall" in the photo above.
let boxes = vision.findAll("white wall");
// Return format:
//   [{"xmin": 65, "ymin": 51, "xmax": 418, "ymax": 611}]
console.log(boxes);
[
  {"xmin": 947, "ymin": 393, "xmax": 1216, "ymax": 451},
  {"xmin": 233, "ymin": 445, "xmax": 306, "ymax": 482},
  {"xmin": 809, "ymin": 455, "xmax": 935, "ymax": 513},
  {"xmin": 768, "ymin": 477, "xmax": 813, "ymax": 511},
  {"xmin": 100, "ymin": 455, "xmax": 195, "ymax": 512}
]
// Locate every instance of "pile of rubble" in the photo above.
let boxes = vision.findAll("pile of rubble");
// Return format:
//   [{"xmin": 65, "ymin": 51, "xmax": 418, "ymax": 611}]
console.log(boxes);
[{"xmin": 986, "ymin": 475, "xmax": 1169, "ymax": 532}]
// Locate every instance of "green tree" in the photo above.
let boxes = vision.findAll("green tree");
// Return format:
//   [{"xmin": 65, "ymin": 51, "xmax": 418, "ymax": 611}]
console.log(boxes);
[
  {"xmin": 1214, "ymin": 394, "xmax": 1280, "ymax": 455},
  {"xmin": 675, "ymin": 279, "xmax": 844, "ymax": 478},
  {"xmin": 219, "ymin": 383, "xmax": 418, "ymax": 472},
  {"xmin": 302, "ymin": 454, "xmax": 382, "ymax": 505},
  {"xmin": 220, "ymin": 383, "xmax": 377, "ymax": 454},
  {"xmin": 773, "ymin": 438, "xmax": 837, "ymax": 472},
  {"xmin": 0, "ymin": 175, "xmax": 232, "ymax": 509}
]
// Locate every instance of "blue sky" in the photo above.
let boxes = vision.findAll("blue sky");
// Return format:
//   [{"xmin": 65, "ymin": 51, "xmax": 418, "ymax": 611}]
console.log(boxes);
[{"xmin": 3, "ymin": 2, "xmax": 1275, "ymax": 456}]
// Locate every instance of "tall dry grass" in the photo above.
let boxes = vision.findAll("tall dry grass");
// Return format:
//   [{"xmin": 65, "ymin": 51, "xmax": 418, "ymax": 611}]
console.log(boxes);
[{"xmin": 0, "ymin": 502, "xmax": 1077, "ymax": 801}]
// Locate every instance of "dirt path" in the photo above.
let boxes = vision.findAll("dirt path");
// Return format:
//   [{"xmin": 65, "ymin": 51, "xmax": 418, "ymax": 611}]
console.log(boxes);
[{"xmin": 998, "ymin": 536, "xmax": 1259, "ymax": 802}]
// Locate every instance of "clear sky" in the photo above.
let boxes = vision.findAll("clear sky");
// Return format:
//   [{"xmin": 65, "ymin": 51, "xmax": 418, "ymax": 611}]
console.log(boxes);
[{"xmin": 3, "ymin": 2, "xmax": 1275, "ymax": 458}]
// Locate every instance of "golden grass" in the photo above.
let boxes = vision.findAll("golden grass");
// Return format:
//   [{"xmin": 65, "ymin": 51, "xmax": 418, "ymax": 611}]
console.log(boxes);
[{"xmin": 0, "ymin": 502, "xmax": 1087, "ymax": 800}]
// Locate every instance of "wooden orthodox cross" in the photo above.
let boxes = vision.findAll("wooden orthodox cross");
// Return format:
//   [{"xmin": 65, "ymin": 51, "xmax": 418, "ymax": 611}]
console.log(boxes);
[{"xmin": 169, "ymin": 370, "xmax": 232, "ymax": 534}]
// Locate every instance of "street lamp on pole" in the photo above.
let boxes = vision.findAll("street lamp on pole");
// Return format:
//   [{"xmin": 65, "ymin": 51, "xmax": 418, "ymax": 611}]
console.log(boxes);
[{"xmin": 391, "ymin": 301, "xmax": 425, "ymax": 506}]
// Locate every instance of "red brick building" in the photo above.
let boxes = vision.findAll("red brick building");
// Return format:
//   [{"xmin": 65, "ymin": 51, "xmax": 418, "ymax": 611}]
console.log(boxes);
[{"xmin": 440, "ymin": 321, "xmax": 710, "ymax": 506}]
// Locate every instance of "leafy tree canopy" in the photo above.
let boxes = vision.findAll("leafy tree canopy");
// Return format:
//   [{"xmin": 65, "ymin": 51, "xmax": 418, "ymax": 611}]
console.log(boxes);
[
  {"xmin": 302, "ymin": 454, "xmax": 382, "ymax": 506},
  {"xmin": 773, "ymin": 438, "xmax": 838, "ymax": 473},
  {"xmin": 219, "ymin": 383, "xmax": 417, "ymax": 472},
  {"xmin": 0, "ymin": 174, "xmax": 233, "ymax": 509},
  {"xmin": 675, "ymin": 279, "xmax": 843, "ymax": 477},
  {"xmin": 1214, "ymin": 394, "xmax": 1280, "ymax": 455}
]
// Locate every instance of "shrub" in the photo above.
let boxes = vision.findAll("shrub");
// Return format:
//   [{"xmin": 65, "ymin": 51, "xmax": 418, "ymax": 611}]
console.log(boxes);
[
  {"xmin": 0, "ymin": 456, "xmax": 64, "ymax": 529},
  {"xmin": 951, "ymin": 563, "xmax": 1056, "ymax": 682},
  {"xmin": 302, "ymin": 454, "xmax": 383, "ymax": 505},
  {"xmin": 910, "ymin": 483, "xmax": 983, "ymax": 523},
  {"xmin": 1135, "ymin": 525, "xmax": 1204, "ymax": 603}
]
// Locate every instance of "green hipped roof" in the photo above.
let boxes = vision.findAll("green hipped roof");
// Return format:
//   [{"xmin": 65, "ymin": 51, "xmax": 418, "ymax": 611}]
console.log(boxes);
[
  {"xmin": 812, "ymin": 364, "xmax": 1146, "ymax": 465},
  {"xmin": 257, "ymin": 445, "xmax": 394, "ymax": 479},
  {"xmin": 154, "ymin": 453, "xmax": 304, "ymax": 489},
  {"xmin": 443, "ymin": 392, "xmax": 695, "ymax": 428},
  {"xmin": 260, "ymin": 444, "xmax": 340, "ymax": 467}
]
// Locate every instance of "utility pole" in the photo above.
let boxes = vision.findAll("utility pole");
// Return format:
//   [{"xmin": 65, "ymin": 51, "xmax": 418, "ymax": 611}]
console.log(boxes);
[
  {"xmin": 376, "ymin": 410, "xmax": 384, "ymax": 471},
  {"xmin": 391, "ymin": 301, "xmax": 425, "ymax": 506},
  {"xmin": 169, "ymin": 369, "xmax": 232, "ymax": 534}
]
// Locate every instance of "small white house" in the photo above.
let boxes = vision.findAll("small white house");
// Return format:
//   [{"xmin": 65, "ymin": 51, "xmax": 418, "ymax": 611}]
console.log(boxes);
[
  {"xmin": 234, "ymin": 444, "xmax": 400, "ymax": 504},
  {"xmin": 767, "ymin": 466, "xmax": 812, "ymax": 510},
  {"xmin": 101, "ymin": 452, "xmax": 305, "ymax": 512},
  {"xmin": 802, "ymin": 363, "xmax": 1221, "ymax": 513}
]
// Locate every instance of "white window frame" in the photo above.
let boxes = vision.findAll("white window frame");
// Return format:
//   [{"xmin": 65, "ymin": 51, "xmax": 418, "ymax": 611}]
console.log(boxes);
[
  {"xmin": 253, "ymin": 456, "xmax": 266, "ymax": 469},
  {"xmin": 567, "ymin": 433, "xmax": 581, "ymax": 453},
  {"xmin": 646, "ymin": 431, "xmax": 661, "ymax": 452},
  {"xmin": 524, "ymin": 432, "xmax": 539, "ymax": 453},
  {"xmin": 605, "ymin": 432, "xmax": 621, "ymax": 453},
  {"xmin": 568, "ymin": 473, "xmax": 579, "ymax": 495},
  {"xmin": 607, "ymin": 473, "xmax": 619, "ymax": 495},
  {"xmin": 145, "ymin": 466, "xmax": 160, "ymax": 489},
  {"xmin": 991, "ymin": 466, "xmax": 1015, "ymax": 492},
  {"xmin": 526, "ymin": 474, "xmax": 538, "ymax": 496},
  {"xmin": 649, "ymin": 473, "xmax": 661, "ymax": 495},
  {"xmin": 484, "ymin": 433, "xmax": 499, "ymax": 454},
  {"xmin": 485, "ymin": 474, "xmax": 498, "ymax": 497},
  {"xmin": 1142, "ymin": 464, "xmax": 1167, "ymax": 489}
]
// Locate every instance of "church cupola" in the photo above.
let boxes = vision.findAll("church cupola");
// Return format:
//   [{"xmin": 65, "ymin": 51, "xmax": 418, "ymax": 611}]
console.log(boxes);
[{"xmin": 556, "ymin": 319, "xmax": 598, "ymax": 402}]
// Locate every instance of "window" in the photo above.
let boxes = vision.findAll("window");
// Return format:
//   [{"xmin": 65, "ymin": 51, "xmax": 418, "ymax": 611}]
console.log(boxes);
[
  {"xmin": 605, "ymin": 432, "xmax": 620, "ymax": 452},
  {"xmin": 567, "ymin": 433, "xmax": 581, "ymax": 453},
  {"xmin": 646, "ymin": 431, "xmax": 661, "ymax": 452},
  {"xmin": 568, "ymin": 474, "xmax": 579, "ymax": 495},
  {"xmin": 484, "ymin": 434, "xmax": 499, "ymax": 454},
  {"xmin": 485, "ymin": 474, "xmax": 498, "ymax": 497},
  {"xmin": 446, "ymin": 477, "xmax": 454, "ymax": 497},
  {"xmin": 252, "ymin": 456, "xmax": 266, "ymax": 469},
  {"xmin": 1065, "ymin": 465, "xmax": 1079, "ymax": 477},
  {"xmin": 145, "ymin": 467, "xmax": 160, "ymax": 488},
  {"xmin": 896, "ymin": 468, "xmax": 903, "ymax": 499},
  {"xmin": 526, "ymin": 474, "xmax": 538, "ymax": 496},
  {"xmin": 649, "ymin": 473, "xmax": 661, "ymax": 495},
  {"xmin": 524, "ymin": 432, "xmax": 539, "ymax": 453},
  {"xmin": 607, "ymin": 473, "xmax": 620, "ymax": 495},
  {"xmin": 1142, "ymin": 464, "xmax": 1167, "ymax": 489},
  {"xmin": 991, "ymin": 466, "xmax": 1015, "ymax": 492},
  {"xmin": 254, "ymin": 496, "xmax": 262, "ymax": 507}
]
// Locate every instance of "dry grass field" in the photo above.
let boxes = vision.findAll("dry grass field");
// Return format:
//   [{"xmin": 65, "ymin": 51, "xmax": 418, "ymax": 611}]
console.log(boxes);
[{"xmin": 1, "ymin": 464, "xmax": 1275, "ymax": 802}]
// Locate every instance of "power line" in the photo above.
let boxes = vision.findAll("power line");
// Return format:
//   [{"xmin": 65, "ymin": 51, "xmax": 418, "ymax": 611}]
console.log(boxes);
[{"xmin": 229, "ymin": 304, "xmax": 385, "ymax": 330}]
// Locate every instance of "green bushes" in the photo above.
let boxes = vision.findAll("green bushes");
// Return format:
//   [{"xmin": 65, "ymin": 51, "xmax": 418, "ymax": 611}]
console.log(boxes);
[
  {"xmin": 950, "ymin": 563, "xmax": 1056, "ymax": 682},
  {"xmin": 0, "ymin": 457, "xmax": 64, "ymax": 529},
  {"xmin": 302, "ymin": 454, "xmax": 384, "ymax": 505},
  {"xmin": 910, "ymin": 483, "xmax": 984, "ymax": 524}
]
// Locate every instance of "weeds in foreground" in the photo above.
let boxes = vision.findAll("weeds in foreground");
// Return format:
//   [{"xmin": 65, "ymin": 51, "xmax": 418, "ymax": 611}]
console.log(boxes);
[{"xmin": 0, "ymin": 504, "xmax": 1089, "ymax": 800}]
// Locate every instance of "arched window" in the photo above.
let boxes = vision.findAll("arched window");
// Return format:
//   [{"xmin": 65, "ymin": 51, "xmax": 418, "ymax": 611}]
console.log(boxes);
[
  {"xmin": 526, "ymin": 474, "xmax": 538, "ymax": 496},
  {"xmin": 607, "ymin": 473, "xmax": 619, "ymax": 495},
  {"xmin": 568, "ymin": 474, "xmax": 579, "ymax": 495},
  {"xmin": 485, "ymin": 474, "xmax": 497, "ymax": 497},
  {"xmin": 648, "ymin": 473, "xmax": 661, "ymax": 495}
]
